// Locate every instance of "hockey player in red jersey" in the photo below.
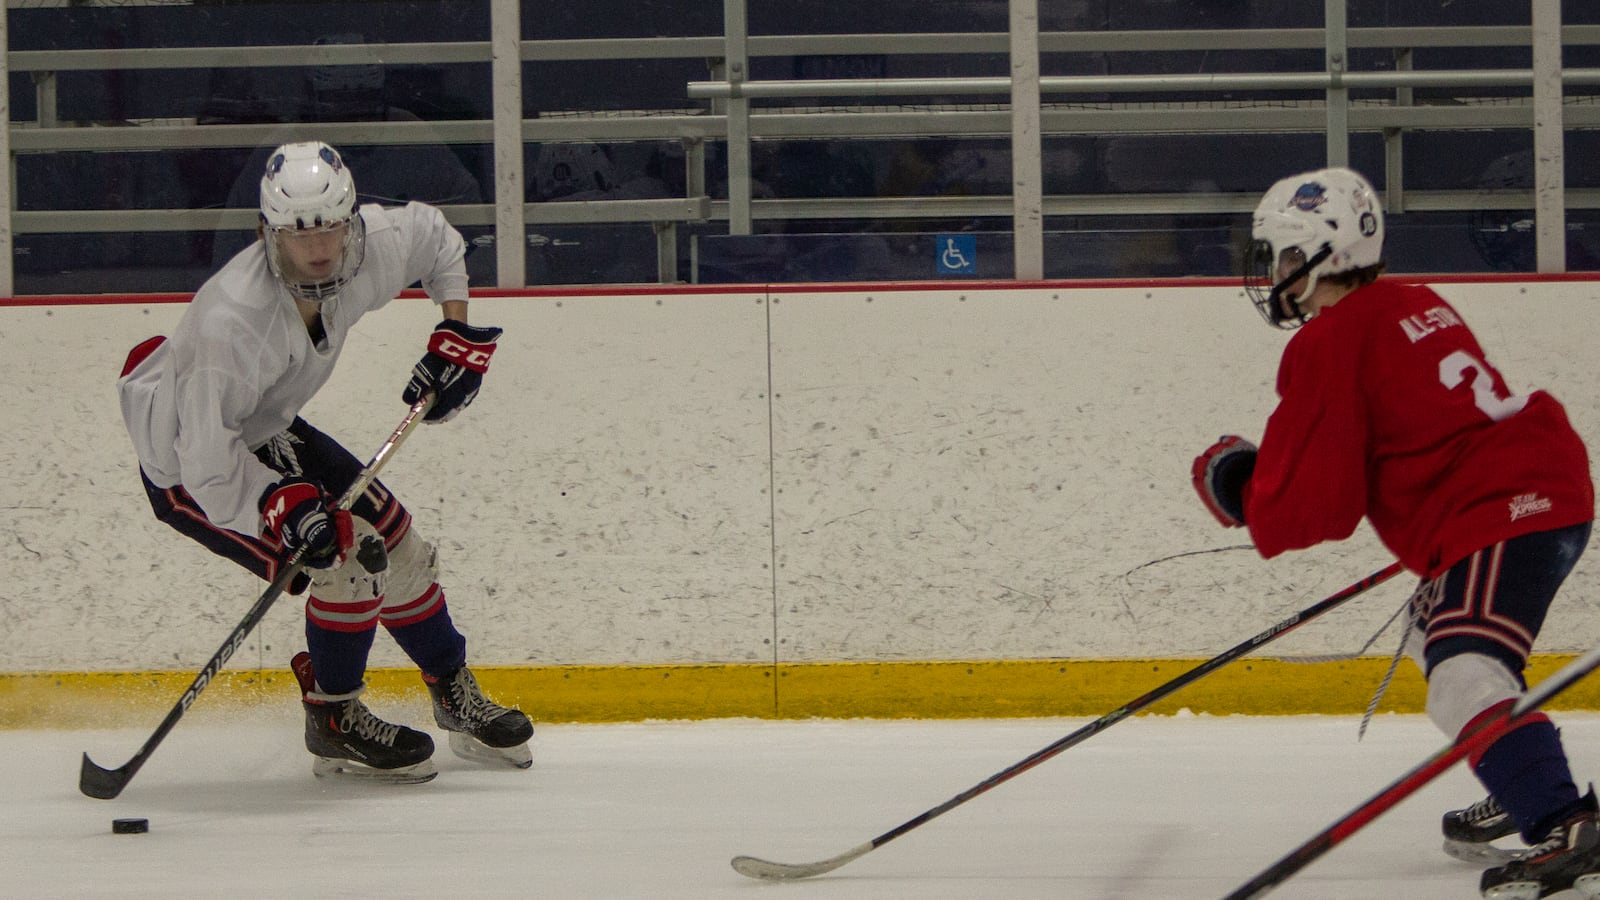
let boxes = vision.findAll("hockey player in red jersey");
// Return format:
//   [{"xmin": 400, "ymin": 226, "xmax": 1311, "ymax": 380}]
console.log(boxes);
[
  {"xmin": 118, "ymin": 141, "xmax": 533, "ymax": 782},
  {"xmin": 1192, "ymin": 167, "xmax": 1597, "ymax": 899}
]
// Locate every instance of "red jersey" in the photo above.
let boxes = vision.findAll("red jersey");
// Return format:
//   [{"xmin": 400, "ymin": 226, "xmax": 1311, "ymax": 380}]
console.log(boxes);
[{"xmin": 1243, "ymin": 280, "xmax": 1594, "ymax": 577}]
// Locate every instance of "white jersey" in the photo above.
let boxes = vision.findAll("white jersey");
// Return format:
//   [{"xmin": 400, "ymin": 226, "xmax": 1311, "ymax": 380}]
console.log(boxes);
[{"xmin": 119, "ymin": 201, "xmax": 469, "ymax": 536}]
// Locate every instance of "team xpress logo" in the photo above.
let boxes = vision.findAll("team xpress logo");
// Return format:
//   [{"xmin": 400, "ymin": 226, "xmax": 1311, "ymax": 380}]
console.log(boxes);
[{"xmin": 1509, "ymin": 492, "xmax": 1553, "ymax": 521}]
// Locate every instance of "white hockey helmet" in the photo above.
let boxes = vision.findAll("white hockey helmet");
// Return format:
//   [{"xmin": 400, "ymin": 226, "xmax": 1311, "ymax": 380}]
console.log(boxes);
[
  {"xmin": 534, "ymin": 142, "xmax": 616, "ymax": 200},
  {"xmin": 259, "ymin": 141, "xmax": 366, "ymax": 302},
  {"xmin": 1243, "ymin": 167, "xmax": 1384, "ymax": 328}
]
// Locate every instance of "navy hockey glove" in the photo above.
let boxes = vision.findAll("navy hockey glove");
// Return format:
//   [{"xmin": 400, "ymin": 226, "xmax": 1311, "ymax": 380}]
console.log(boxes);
[
  {"xmin": 1191, "ymin": 435, "xmax": 1257, "ymax": 528},
  {"xmin": 260, "ymin": 478, "xmax": 353, "ymax": 569},
  {"xmin": 402, "ymin": 319, "xmax": 503, "ymax": 423}
]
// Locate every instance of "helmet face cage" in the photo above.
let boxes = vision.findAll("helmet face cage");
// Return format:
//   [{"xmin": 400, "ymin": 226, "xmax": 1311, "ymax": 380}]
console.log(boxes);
[
  {"xmin": 1241, "ymin": 238, "xmax": 1284, "ymax": 325},
  {"xmin": 1243, "ymin": 239, "xmax": 1331, "ymax": 329},
  {"xmin": 264, "ymin": 217, "xmax": 366, "ymax": 303},
  {"xmin": 259, "ymin": 141, "xmax": 364, "ymax": 302},
  {"xmin": 1243, "ymin": 168, "xmax": 1384, "ymax": 329}
]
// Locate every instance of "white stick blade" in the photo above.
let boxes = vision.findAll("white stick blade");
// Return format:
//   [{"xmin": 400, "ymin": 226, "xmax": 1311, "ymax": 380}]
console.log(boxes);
[
  {"xmin": 1443, "ymin": 838, "xmax": 1527, "ymax": 866},
  {"xmin": 730, "ymin": 843, "xmax": 872, "ymax": 881}
]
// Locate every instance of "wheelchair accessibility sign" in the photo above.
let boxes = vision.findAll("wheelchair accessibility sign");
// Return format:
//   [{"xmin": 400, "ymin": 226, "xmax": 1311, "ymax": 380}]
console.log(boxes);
[{"xmin": 936, "ymin": 234, "xmax": 976, "ymax": 276}]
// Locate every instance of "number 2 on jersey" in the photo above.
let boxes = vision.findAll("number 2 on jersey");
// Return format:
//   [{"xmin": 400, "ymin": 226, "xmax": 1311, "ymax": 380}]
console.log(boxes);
[{"xmin": 1439, "ymin": 349, "xmax": 1528, "ymax": 422}]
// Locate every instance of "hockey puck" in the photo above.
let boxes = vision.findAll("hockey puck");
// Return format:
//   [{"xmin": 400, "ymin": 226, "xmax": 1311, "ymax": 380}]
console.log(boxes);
[{"xmin": 111, "ymin": 818, "xmax": 149, "ymax": 835}]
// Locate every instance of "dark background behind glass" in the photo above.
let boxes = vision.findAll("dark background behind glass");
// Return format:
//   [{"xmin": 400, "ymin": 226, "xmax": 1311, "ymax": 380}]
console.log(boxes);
[{"xmin": 9, "ymin": 1, "xmax": 1600, "ymax": 292}]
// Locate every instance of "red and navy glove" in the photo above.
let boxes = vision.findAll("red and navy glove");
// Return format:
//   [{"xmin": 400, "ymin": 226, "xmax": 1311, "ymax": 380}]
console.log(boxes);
[
  {"xmin": 402, "ymin": 319, "xmax": 502, "ymax": 422},
  {"xmin": 260, "ymin": 478, "xmax": 353, "ymax": 569},
  {"xmin": 1191, "ymin": 435, "xmax": 1257, "ymax": 528}
]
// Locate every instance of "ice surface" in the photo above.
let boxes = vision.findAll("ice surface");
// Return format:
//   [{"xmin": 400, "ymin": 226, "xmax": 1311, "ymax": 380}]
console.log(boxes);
[{"xmin": 10, "ymin": 710, "xmax": 1600, "ymax": 899}]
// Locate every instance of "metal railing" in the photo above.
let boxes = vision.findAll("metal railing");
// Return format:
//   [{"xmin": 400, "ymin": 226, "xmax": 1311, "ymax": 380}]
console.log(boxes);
[{"xmin": 3, "ymin": 0, "xmax": 1596, "ymax": 294}]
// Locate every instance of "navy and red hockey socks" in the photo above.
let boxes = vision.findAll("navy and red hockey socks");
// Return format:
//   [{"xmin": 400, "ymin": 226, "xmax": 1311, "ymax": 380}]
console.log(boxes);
[{"xmin": 1469, "ymin": 705, "xmax": 1581, "ymax": 841}]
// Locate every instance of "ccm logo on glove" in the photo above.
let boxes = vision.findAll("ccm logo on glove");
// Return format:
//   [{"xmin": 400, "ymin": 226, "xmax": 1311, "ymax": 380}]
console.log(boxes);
[
  {"xmin": 429, "ymin": 333, "xmax": 495, "ymax": 372},
  {"xmin": 403, "ymin": 319, "xmax": 503, "ymax": 423}
]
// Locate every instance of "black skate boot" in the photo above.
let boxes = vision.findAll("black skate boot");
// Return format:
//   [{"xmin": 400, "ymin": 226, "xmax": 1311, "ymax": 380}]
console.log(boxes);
[
  {"xmin": 1445, "ymin": 794, "xmax": 1524, "ymax": 864},
  {"xmin": 424, "ymin": 666, "xmax": 534, "ymax": 769},
  {"xmin": 1481, "ymin": 791, "xmax": 1600, "ymax": 900},
  {"xmin": 292, "ymin": 651, "xmax": 436, "ymax": 783}
]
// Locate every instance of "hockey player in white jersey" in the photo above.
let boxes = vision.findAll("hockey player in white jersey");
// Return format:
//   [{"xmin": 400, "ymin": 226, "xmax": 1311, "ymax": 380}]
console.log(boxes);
[{"xmin": 117, "ymin": 141, "xmax": 533, "ymax": 782}]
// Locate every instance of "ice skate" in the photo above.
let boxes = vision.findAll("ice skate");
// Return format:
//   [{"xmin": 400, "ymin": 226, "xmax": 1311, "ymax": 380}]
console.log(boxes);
[
  {"xmin": 1481, "ymin": 792, "xmax": 1600, "ymax": 899},
  {"xmin": 294, "ymin": 651, "xmax": 437, "ymax": 784},
  {"xmin": 1446, "ymin": 794, "xmax": 1527, "ymax": 865},
  {"xmin": 424, "ymin": 666, "xmax": 534, "ymax": 769}
]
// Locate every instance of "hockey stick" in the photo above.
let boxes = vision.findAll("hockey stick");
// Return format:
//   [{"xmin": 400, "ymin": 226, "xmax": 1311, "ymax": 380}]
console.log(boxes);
[
  {"xmin": 730, "ymin": 561, "xmax": 1405, "ymax": 880},
  {"xmin": 79, "ymin": 396, "xmax": 435, "ymax": 800},
  {"xmin": 1223, "ymin": 638, "xmax": 1600, "ymax": 900}
]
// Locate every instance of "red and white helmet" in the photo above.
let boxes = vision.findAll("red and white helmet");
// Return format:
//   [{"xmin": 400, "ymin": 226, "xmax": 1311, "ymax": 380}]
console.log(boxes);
[
  {"xmin": 1243, "ymin": 167, "xmax": 1384, "ymax": 328},
  {"xmin": 259, "ymin": 141, "xmax": 366, "ymax": 302}
]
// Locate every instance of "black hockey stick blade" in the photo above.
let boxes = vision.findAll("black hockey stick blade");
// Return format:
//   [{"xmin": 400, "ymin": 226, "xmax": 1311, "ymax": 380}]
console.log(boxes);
[
  {"xmin": 79, "ymin": 554, "xmax": 305, "ymax": 799},
  {"xmin": 731, "ymin": 561, "xmax": 1404, "ymax": 880},
  {"xmin": 79, "ymin": 753, "xmax": 137, "ymax": 801},
  {"xmin": 79, "ymin": 396, "xmax": 434, "ymax": 800},
  {"xmin": 1223, "ymin": 638, "xmax": 1600, "ymax": 900}
]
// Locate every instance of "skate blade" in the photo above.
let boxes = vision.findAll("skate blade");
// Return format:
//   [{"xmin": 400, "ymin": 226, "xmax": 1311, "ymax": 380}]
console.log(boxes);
[
  {"xmin": 311, "ymin": 756, "xmax": 439, "ymax": 784},
  {"xmin": 1481, "ymin": 882, "xmax": 1542, "ymax": 900},
  {"xmin": 447, "ymin": 732, "xmax": 532, "ymax": 769},
  {"xmin": 1444, "ymin": 838, "xmax": 1528, "ymax": 866}
]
